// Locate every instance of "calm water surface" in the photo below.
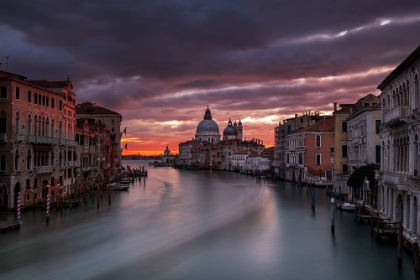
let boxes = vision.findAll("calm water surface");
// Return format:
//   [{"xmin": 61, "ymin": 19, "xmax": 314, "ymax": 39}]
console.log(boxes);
[{"xmin": 0, "ymin": 160, "xmax": 414, "ymax": 279}]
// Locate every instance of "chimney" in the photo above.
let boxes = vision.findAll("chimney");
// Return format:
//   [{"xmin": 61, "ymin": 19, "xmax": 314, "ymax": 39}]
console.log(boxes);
[{"xmin": 334, "ymin": 102, "xmax": 337, "ymax": 112}]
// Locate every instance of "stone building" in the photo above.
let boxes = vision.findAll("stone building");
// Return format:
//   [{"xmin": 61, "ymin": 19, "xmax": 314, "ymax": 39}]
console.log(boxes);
[
  {"xmin": 0, "ymin": 70, "xmax": 77, "ymax": 208},
  {"xmin": 76, "ymin": 102, "xmax": 122, "ymax": 172},
  {"xmin": 378, "ymin": 45, "xmax": 420, "ymax": 238},
  {"xmin": 285, "ymin": 117, "xmax": 334, "ymax": 186}
]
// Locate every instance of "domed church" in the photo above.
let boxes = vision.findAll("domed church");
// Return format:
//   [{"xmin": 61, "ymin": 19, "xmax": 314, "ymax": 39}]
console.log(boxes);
[
  {"xmin": 223, "ymin": 118, "xmax": 243, "ymax": 140},
  {"xmin": 195, "ymin": 106, "xmax": 221, "ymax": 143}
]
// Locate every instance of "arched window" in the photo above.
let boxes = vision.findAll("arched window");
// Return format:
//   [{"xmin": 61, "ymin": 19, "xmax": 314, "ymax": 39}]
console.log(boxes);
[
  {"xmin": 315, "ymin": 134, "xmax": 321, "ymax": 148},
  {"xmin": 15, "ymin": 112, "xmax": 20, "ymax": 134},
  {"xmin": 15, "ymin": 149, "xmax": 20, "ymax": 171},
  {"xmin": 46, "ymin": 118, "xmax": 50, "ymax": 137},
  {"xmin": 27, "ymin": 150, "xmax": 32, "ymax": 170},
  {"xmin": 51, "ymin": 119, "xmax": 55, "ymax": 138},
  {"xmin": 0, "ymin": 154, "xmax": 6, "ymax": 172},
  {"xmin": 51, "ymin": 151, "xmax": 55, "ymax": 167},
  {"xmin": 0, "ymin": 111, "xmax": 6, "ymax": 134},
  {"xmin": 28, "ymin": 114, "xmax": 32, "ymax": 136},
  {"xmin": 59, "ymin": 152, "xmax": 63, "ymax": 168},
  {"xmin": 34, "ymin": 115, "xmax": 38, "ymax": 136}
]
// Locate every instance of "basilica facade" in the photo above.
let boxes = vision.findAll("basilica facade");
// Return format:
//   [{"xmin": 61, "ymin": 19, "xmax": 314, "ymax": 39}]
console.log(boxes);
[{"xmin": 178, "ymin": 107, "xmax": 266, "ymax": 172}]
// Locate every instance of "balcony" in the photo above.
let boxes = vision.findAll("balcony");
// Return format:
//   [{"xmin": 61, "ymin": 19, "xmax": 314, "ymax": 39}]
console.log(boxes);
[
  {"xmin": 83, "ymin": 144, "xmax": 89, "ymax": 151},
  {"xmin": 14, "ymin": 134, "xmax": 24, "ymax": 142},
  {"xmin": 0, "ymin": 133, "xmax": 7, "ymax": 142},
  {"xmin": 27, "ymin": 135, "xmax": 35, "ymax": 143},
  {"xmin": 96, "ymin": 157, "xmax": 105, "ymax": 163},
  {"xmin": 35, "ymin": 136, "xmax": 52, "ymax": 144},
  {"xmin": 36, "ymin": 166, "xmax": 53, "ymax": 174},
  {"xmin": 380, "ymin": 171, "xmax": 409, "ymax": 186},
  {"xmin": 59, "ymin": 138, "xmax": 66, "ymax": 146},
  {"xmin": 67, "ymin": 161, "xmax": 77, "ymax": 167},
  {"xmin": 79, "ymin": 165, "xmax": 97, "ymax": 172},
  {"xmin": 384, "ymin": 105, "xmax": 411, "ymax": 127},
  {"xmin": 68, "ymin": 140, "xmax": 78, "ymax": 147}
]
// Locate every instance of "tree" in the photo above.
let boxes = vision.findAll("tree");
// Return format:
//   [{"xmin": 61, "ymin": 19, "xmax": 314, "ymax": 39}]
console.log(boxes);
[{"xmin": 347, "ymin": 164, "xmax": 379, "ymax": 201}]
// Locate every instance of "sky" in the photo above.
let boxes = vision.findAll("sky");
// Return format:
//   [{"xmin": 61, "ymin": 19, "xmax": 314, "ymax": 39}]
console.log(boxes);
[{"xmin": 1, "ymin": 1, "xmax": 420, "ymax": 155}]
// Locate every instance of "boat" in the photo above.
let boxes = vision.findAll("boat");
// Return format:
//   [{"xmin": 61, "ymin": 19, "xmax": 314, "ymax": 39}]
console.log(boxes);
[
  {"xmin": 339, "ymin": 202, "xmax": 356, "ymax": 211},
  {"xmin": 120, "ymin": 179, "xmax": 132, "ymax": 185},
  {"xmin": 105, "ymin": 182, "xmax": 130, "ymax": 191}
]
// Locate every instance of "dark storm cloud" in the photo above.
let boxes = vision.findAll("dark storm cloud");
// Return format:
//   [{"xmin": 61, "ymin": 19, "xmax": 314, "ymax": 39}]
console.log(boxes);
[{"xmin": 1, "ymin": 0, "xmax": 420, "ymax": 149}]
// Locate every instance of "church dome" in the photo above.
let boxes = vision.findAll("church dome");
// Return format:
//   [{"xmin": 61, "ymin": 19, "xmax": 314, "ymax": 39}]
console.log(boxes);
[
  {"xmin": 196, "ymin": 119, "xmax": 220, "ymax": 134},
  {"xmin": 195, "ymin": 106, "xmax": 220, "ymax": 142},
  {"xmin": 223, "ymin": 119, "xmax": 237, "ymax": 139}
]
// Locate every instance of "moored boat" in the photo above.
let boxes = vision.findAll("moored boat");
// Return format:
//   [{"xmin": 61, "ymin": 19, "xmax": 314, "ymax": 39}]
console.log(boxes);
[
  {"xmin": 339, "ymin": 202, "xmax": 356, "ymax": 211},
  {"xmin": 105, "ymin": 182, "xmax": 130, "ymax": 191}
]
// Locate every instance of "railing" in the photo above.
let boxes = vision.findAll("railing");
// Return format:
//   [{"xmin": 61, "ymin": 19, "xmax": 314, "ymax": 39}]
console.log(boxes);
[
  {"xmin": 0, "ymin": 133, "xmax": 7, "ymax": 142},
  {"xmin": 68, "ymin": 140, "xmax": 78, "ymax": 147},
  {"xmin": 27, "ymin": 135, "xmax": 35, "ymax": 143},
  {"xmin": 14, "ymin": 134, "xmax": 24, "ymax": 142},
  {"xmin": 380, "ymin": 171, "xmax": 409, "ymax": 185},
  {"xmin": 35, "ymin": 136, "xmax": 52, "ymax": 144},
  {"xmin": 59, "ymin": 138, "xmax": 67, "ymax": 145},
  {"xmin": 384, "ymin": 105, "xmax": 411, "ymax": 123},
  {"xmin": 80, "ymin": 165, "xmax": 97, "ymax": 172},
  {"xmin": 52, "ymin": 138, "xmax": 58, "ymax": 145},
  {"xmin": 36, "ymin": 166, "xmax": 53, "ymax": 173},
  {"xmin": 67, "ymin": 161, "xmax": 77, "ymax": 167},
  {"xmin": 83, "ymin": 144, "xmax": 89, "ymax": 151}
]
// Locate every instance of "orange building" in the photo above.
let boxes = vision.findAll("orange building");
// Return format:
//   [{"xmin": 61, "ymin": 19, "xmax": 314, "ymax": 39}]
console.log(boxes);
[{"xmin": 285, "ymin": 117, "xmax": 334, "ymax": 186}]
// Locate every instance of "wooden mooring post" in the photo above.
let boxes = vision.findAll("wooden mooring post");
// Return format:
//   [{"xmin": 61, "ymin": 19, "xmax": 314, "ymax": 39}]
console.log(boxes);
[
  {"xmin": 413, "ymin": 238, "xmax": 420, "ymax": 280},
  {"xmin": 398, "ymin": 223, "xmax": 403, "ymax": 268}
]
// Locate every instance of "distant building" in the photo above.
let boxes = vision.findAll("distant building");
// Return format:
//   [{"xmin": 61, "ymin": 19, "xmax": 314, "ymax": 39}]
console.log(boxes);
[
  {"xmin": 178, "ymin": 107, "xmax": 264, "ymax": 170},
  {"xmin": 285, "ymin": 117, "xmax": 334, "ymax": 186},
  {"xmin": 76, "ymin": 102, "xmax": 122, "ymax": 171}
]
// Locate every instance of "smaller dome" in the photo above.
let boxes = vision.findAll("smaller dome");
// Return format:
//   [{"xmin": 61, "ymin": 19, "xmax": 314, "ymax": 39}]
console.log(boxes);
[
  {"xmin": 223, "ymin": 118, "xmax": 237, "ymax": 138},
  {"xmin": 223, "ymin": 126, "xmax": 237, "ymax": 136}
]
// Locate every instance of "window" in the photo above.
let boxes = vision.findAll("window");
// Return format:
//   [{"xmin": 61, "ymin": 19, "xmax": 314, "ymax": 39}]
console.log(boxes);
[
  {"xmin": 59, "ymin": 101, "xmax": 63, "ymax": 110},
  {"xmin": 28, "ymin": 91, "xmax": 31, "ymax": 102},
  {"xmin": 14, "ymin": 149, "xmax": 20, "ymax": 171},
  {"xmin": 315, "ymin": 134, "xmax": 321, "ymax": 148},
  {"xmin": 375, "ymin": 120, "xmax": 381, "ymax": 134},
  {"xmin": 330, "ymin": 146, "xmax": 334, "ymax": 156},
  {"xmin": 342, "ymin": 163, "xmax": 348, "ymax": 173},
  {"xmin": 0, "ymin": 154, "xmax": 6, "ymax": 172},
  {"xmin": 316, "ymin": 153, "xmax": 321, "ymax": 165},
  {"xmin": 0, "ymin": 86, "xmax": 7, "ymax": 98},
  {"xmin": 46, "ymin": 97, "xmax": 49, "ymax": 107},
  {"xmin": 364, "ymin": 103, "xmax": 369, "ymax": 107},
  {"xmin": 34, "ymin": 92, "xmax": 38, "ymax": 104},
  {"xmin": 111, "ymin": 119, "xmax": 115, "ymax": 125},
  {"xmin": 342, "ymin": 145, "xmax": 348, "ymax": 158},
  {"xmin": 375, "ymin": 145, "xmax": 381, "ymax": 164},
  {"xmin": 287, "ymin": 125, "xmax": 291, "ymax": 133},
  {"xmin": 0, "ymin": 111, "xmax": 6, "ymax": 133},
  {"xmin": 51, "ymin": 98, "xmax": 55, "ymax": 108},
  {"xmin": 341, "ymin": 121, "xmax": 347, "ymax": 132},
  {"xmin": 15, "ymin": 87, "xmax": 20, "ymax": 99},
  {"xmin": 26, "ymin": 179, "xmax": 31, "ymax": 189}
]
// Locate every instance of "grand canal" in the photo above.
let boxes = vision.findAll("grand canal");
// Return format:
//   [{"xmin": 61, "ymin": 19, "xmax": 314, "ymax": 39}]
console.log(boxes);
[{"xmin": 0, "ymin": 160, "xmax": 415, "ymax": 279}]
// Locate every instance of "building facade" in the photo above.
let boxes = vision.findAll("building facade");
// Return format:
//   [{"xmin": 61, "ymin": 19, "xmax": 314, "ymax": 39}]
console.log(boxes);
[
  {"xmin": 0, "ymin": 71, "xmax": 77, "ymax": 208},
  {"xmin": 378, "ymin": 45, "xmax": 420, "ymax": 238}
]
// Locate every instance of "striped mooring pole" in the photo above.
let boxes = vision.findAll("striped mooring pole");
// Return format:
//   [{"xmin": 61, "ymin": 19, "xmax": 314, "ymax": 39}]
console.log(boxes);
[
  {"xmin": 17, "ymin": 191, "xmax": 21, "ymax": 224},
  {"xmin": 46, "ymin": 194, "xmax": 50, "ymax": 224}
]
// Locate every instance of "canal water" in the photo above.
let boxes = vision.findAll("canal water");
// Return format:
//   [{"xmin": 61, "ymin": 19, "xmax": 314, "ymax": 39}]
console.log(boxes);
[{"xmin": 0, "ymin": 160, "xmax": 415, "ymax": 279}]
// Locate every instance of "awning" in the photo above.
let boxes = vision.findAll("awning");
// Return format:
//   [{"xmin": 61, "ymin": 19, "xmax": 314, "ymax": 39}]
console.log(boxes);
[{"xmin": 34, "ymin": 144, "xmax": 52, "ymax": 152}]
